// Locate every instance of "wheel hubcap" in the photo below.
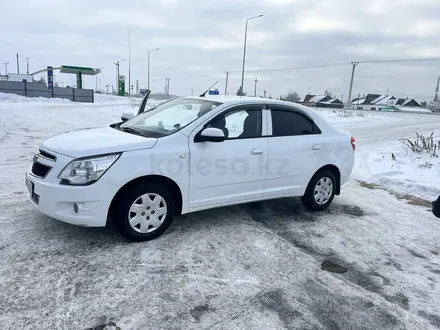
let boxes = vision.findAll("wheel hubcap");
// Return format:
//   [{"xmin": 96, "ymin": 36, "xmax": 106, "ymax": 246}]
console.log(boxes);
[
  {"xmin": 314, "ymin": 177, "xmax": 333, "ymax": 205},
  {"xmin": 128, "ymin": 193, "xmax": 167, "ymax": 233}
]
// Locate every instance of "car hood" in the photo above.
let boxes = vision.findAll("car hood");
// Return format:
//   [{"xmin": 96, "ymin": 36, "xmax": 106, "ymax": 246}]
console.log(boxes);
[{"xmin": 41, "ymin": 126, "xmax": 158, "ymax": 158}]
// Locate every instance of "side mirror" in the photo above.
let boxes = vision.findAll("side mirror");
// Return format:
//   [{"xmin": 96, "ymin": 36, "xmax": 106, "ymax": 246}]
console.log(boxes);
[
  {"xmin": 196, "ymin": 127, "xmax": 225, "ymax": 142},
  {"xmin": 121, "ymin": 112, "xmax": 134, "ymax": 122}
]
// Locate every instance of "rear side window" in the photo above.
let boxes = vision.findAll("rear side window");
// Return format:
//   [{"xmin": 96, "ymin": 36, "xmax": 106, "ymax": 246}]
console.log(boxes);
[{"xmin": 270, "ymin": 109, "xmax": 321, "ymax": 137}]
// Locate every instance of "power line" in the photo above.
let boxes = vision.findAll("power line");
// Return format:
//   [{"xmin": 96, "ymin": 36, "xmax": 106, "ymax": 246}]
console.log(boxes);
[
  {"xmin": 360, "ymin": 58, "xmax": 440, "ymax": 64},
  {"xmin": 229, "ymin": 62, "xmax": 348, "ymax": 74},
  {"xmin": 228, "ymin": 58, "xmax": 440, "ymax": 74}
]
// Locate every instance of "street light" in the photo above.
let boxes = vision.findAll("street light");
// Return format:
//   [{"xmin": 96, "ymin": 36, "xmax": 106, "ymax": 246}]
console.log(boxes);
[
  {"xmin": 114, "ymin": 60, "xmax": 125, "ymax": 95},
  {"xmin": 148, "ymin": 47, "xmax": 160, "ymax": 91},
  {"xmin": 240, "ymin": 14, "xmax": 264, "ymax": 96}
]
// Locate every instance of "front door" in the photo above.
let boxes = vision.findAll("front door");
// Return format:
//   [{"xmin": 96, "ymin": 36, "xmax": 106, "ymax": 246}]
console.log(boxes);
[{"xmin": 188, "ymin": 105, "xmax": 268, "ymax": 211}]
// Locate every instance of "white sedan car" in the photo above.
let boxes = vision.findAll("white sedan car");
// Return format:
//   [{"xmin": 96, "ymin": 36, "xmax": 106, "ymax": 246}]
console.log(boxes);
[{"xmin": 25, "ymin": 96, "xmax": 355, "ymax": 241}]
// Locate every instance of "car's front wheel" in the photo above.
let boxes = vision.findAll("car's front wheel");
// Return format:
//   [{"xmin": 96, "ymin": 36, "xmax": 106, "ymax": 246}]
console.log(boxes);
[
  {"xmin": 301, "ymin": 170, "xmax": 336, "ymax": 211},
  {"xmin": 113, "ymin": 183, "xmax": 175, "ymax": 241}
]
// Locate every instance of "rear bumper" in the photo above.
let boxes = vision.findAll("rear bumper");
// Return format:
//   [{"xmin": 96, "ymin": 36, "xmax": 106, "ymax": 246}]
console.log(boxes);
[
  {"xmin": 25, "ymin": 171, "xmax": 119, "ymax": 227},
  {"xmin": 340, "ymin": 156, "xmax": 355, "ymax": 186}
]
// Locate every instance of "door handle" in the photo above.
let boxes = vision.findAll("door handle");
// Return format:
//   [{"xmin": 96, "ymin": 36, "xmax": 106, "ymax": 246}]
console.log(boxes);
[
  {"xmin": 312, "ymin": 144, "xmax": 322, "ymax": 150},
  {"xmin": 251, "ymin": 148, "xmax": 264, "ymax": 155}
]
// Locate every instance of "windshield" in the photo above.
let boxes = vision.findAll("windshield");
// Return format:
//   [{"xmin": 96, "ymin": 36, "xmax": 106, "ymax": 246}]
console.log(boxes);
[{"xmin": 120, "ymin": 98, "xmax": 222, "ymax": 137}]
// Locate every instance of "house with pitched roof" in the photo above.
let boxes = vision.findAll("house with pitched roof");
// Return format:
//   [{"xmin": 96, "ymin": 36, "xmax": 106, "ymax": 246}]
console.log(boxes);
[
  {"xmin": 351, "ymin": 94, "xmax": 420, "ymax": 111},
  {"xmin": 298, "ymin": 94, "xmax": 343, "ymax": 108}
]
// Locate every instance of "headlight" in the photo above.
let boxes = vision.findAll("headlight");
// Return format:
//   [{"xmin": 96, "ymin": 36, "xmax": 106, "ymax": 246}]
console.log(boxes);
[{"xmin": 58, "ymin": 153, "xmax": 121, "ymax": 185}]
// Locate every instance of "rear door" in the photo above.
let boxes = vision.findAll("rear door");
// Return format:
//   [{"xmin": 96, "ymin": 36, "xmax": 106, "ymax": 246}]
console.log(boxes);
[{"xmin": 265, "ymin": 106, "xmax": 324, "ymax": 198}]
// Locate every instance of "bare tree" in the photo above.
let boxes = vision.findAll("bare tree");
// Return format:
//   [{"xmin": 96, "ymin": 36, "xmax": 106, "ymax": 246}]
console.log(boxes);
[
  {"xmin": 281, "ymin": 91, "xmax": 300, "ymax": 102},
  {"xmin": 236, "ymin": 86, "xmax": 246, "ymax": 96}
]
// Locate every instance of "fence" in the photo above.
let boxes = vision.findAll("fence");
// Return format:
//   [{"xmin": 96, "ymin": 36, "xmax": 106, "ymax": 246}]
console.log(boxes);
[{"xmin": 0, "ymin": 80, "xmax": 94, "ymax": 103}]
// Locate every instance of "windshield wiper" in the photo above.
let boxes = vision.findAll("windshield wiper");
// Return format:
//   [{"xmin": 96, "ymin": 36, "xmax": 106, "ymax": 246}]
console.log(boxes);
[{"xmin": 117, "ymin": 126, "xmax": 145, "ymax": 136}]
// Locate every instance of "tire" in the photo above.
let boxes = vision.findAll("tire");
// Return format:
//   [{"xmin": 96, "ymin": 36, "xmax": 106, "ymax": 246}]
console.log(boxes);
[
  {"xmin": 113, "ymin": 183, "xmax": 175, "ymax": 242},
  {"xmin": 301, "ymin": 170, "xmax": 336, "ymax": 211}
]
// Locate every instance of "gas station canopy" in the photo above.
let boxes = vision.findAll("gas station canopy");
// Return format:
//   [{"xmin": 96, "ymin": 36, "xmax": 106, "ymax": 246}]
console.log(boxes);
[
  {"xmin": 59, "ymin": 65, "xmax": 101, "ymax": 89},
  {"xmin": 31, "ymin": 65, "xmax": 102, "ymax": 89},
  {"xmin": 60, "ymin": 65, "xmax": 101, "ymax": 75}
]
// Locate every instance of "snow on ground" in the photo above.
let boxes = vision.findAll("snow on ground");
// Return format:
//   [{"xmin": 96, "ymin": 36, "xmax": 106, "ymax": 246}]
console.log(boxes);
[
  {"xmin": 395, "ymin": 106, "xmax": 433, "ymax": 114},
  {"xmin": 309, "ymin": 107, "xmax": 440, "ymax": 201},
  {"xmin": 1, "ymin": 95, "xmax": 440, "ymax": 329},
  {"xmin": 355, "ymin": 133, "xmax": 440, "ymax": 201}
]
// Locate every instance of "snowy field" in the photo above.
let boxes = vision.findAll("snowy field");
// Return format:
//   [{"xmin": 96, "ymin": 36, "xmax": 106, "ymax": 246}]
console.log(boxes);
[{"xmin": 1, "ymin": 93, "xmax": 440, "ymax": 329}]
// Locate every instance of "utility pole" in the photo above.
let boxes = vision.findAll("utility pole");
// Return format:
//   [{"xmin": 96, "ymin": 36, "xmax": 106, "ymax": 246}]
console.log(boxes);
[
  {"xmin": 25, "ymin": 57, "xmax": 29, "ymax": 75},
  {"xmin": 99, "ymin": 79, "xmax": 101, "ymax": 92},
  {"xmin": 191, "ymin": 88, "xmax": 194, "ymax": 96},
  {"xmin": 128, "ymin": 27, "xmax": 131, "ymax": 96},
  {"xmin": 356, "ymin": 92, "xmax": 360, "ymax": 110},
  {"xmin": 254, "ymin": 77, "xmax": 258, "ymax": 97},
  {"xmin": 224, "ymin": 71, "xmax": 230, "ymax": 95},
  {"xmin": 434, "ymin": 76, "xmax": 439, "ymax": 103},
  {"xmin": 106, "ymin": 84, "xmax": 109, "ymax": 94},
  {"xmin": 114, "ymin": 60, "xmax": 125, "ymax": 95},
  {"xmin": 16, "ymin": 53, "xmax": 20, "ymax": 74},
  {"xmin": 165, "ymin": 78, "xmax": 170, "ymax": 96},
  {"xmin": 114, "ymin": 62, "xmax": 120, "ymax": 94},
  {"xmin": 136, "ymin": 80, "xmax": 139, "ymax": 95},
  {"xmin": 2, "ymin": 62, "xmax": 9, "ymax": 75},
  {"xmin": 347, "ymin": 61, "xmax": 359, "ymax": 107}
]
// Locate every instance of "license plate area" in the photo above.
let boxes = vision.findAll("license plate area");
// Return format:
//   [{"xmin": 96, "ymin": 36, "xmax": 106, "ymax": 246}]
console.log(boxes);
[
  {"xmin": 26, "ymin": 176, "xmax": 39, "ymax": 205},
  {"xmin": 26, "ymin": 177, "xmax": 34, "ymax": 195}
]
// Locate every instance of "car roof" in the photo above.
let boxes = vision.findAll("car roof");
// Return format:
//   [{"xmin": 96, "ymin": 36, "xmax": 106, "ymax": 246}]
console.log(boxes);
[
  {"xmin": 179, "ymin": 95, "xmax": 337, "ymax": 133},
  {"xmin": 182, "ymin": 95, "xmax": 298, "ymax": 107}
]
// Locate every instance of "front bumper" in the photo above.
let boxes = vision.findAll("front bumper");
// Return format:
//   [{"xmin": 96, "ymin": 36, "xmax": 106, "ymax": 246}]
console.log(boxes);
[{"xmin": 25, "ymin": 150, "xmax": 120, "ymax": 227}]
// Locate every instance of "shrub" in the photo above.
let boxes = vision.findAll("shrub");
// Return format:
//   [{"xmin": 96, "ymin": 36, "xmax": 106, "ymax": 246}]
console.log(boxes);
[
  {"xmin": 337, "ymin": 110, "xmax": 353, "ymax": 118},
  {"xmin": 401, "ymin": 132, "xmax": 439, "ymax": 157}
]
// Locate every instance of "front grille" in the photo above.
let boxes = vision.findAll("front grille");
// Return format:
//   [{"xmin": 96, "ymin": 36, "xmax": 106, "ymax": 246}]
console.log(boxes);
[
  {"xmin": 38, "ymin": 149, "xmax": 56, "ymax": 161},
  {"xmin": 31, "ymin": 162, "xmax": 52, "ymax": 178}
]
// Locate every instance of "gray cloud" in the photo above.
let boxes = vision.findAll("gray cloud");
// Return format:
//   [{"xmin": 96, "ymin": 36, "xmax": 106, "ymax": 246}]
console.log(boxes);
[{"xmin": 1, "ymin": 0, "xmax": 439, "ymax": 101}]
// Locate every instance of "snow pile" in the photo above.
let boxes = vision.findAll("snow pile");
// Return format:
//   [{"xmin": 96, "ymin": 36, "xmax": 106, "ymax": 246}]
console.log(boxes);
[
  {"xmin": 394, "ymin": 106, "xmax": 433, "ymax": 114},
  {"xmin": 0, "ymin": 92, "xmax": 73, "ymax": 104},
  {"xmin": 355, "ymin": 132, "xmax": 440, "ymax": 201},
  {"xmin": 94, "ymin": 93, "xmax": 131, "ymax": 104},
  {"xmin": 0, "ymin": 91, "xmax": 166, "ymax": 108}
]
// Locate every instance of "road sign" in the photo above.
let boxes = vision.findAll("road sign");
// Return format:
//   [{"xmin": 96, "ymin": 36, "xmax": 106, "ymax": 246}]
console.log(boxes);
[
  {"xmin": 140, "ymin": 88, "xmax": 146, "ymax": 96},
  {"xmin": 118, "ymin": 75, "xmax": 125, "ymax": 96},
  {"xmin": 208, "ymin": 89, "xmax": 219, "ymax": 95},
  {"xmin": 47, "ymin": 66, "xmax": 53, "ymax": 90}
]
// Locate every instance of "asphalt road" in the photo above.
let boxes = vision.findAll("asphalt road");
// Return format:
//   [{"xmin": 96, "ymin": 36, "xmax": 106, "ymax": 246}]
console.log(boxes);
[{"xmin": 1, "ymin": 108, "xmax": 440, "ymax": 330}]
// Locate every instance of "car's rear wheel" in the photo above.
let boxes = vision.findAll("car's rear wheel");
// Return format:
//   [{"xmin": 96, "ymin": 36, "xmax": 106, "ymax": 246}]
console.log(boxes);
[
  {"xmin": 301, "ymin": 169, "xmax": 336, "ymax": 211},
  {"xmin": 113, "ymin": 183, "xmax": 175, "ymax": 241}
]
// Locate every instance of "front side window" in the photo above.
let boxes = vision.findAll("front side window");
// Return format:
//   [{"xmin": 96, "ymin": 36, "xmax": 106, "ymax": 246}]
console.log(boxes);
[
  {"xmin": 121, "ymin": 98, "xmax": 221, "ymax": 137},
  {"xmin": 271, "ymin": 109, "xmax": 321, "ymax": 136},
  {"xmin": 208, "ymin": 108, "xmax": 262, "ymax": 139}
]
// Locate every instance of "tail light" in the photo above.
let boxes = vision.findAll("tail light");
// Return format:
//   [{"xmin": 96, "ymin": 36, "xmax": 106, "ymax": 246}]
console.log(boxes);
[{"xmin": 351, "ymin": 136, "xmax": 356, "ymax": 152}]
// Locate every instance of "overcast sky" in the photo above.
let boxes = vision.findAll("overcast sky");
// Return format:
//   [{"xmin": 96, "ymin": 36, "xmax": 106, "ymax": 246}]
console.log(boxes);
[{"xmin": 1, "ymin": 0, "xmax": 440, "ymax": 101}]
